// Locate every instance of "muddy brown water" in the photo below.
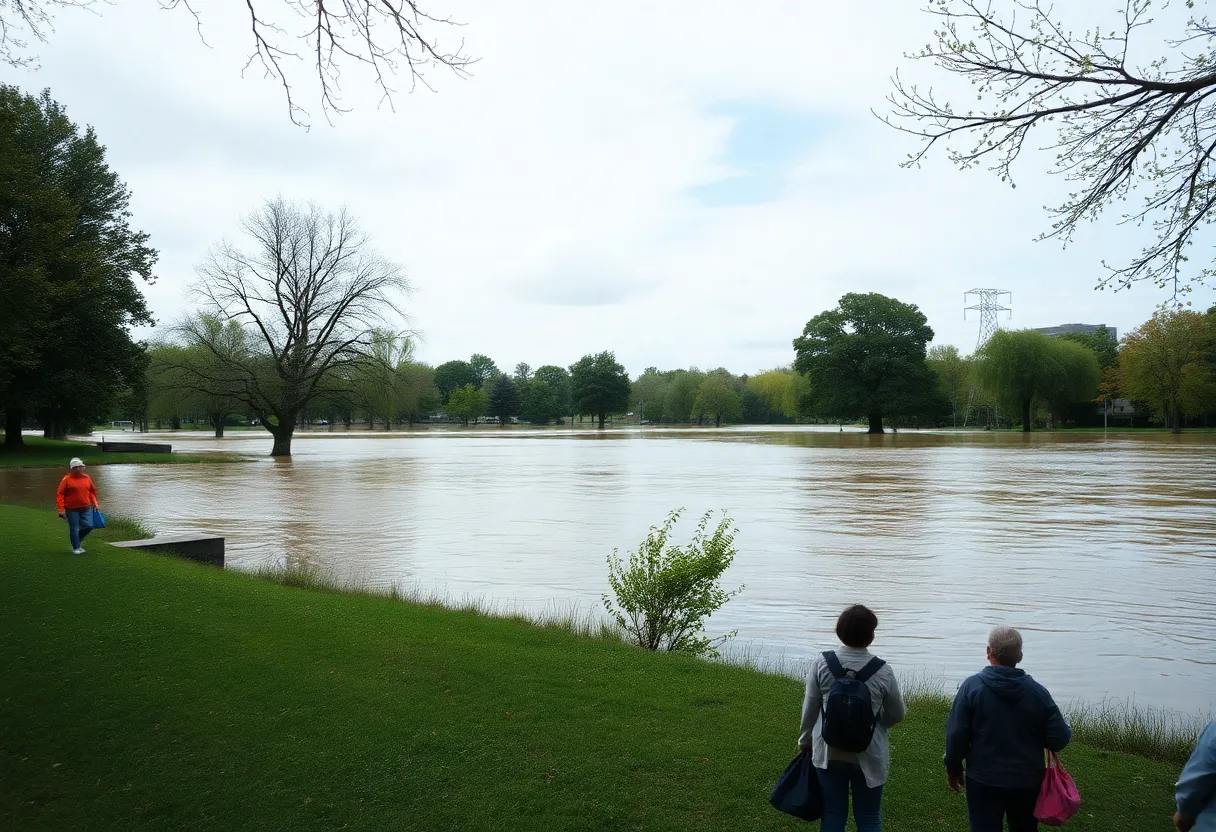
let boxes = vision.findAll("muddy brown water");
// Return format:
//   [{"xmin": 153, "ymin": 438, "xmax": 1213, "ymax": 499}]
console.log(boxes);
[{"xmin": 4, "ymin": 426, "xmax": 1213, "ymax": 714}]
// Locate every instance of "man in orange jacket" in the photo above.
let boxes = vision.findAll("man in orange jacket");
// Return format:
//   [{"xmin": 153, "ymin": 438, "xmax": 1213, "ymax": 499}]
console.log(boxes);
[{"xmin": 56, "ymin": 457, "xmax": 101, "ymax": 554}]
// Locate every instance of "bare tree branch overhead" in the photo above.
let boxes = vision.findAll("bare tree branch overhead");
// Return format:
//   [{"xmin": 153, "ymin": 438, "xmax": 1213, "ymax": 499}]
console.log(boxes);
[
  {"xmin": 0, "ymin": 0, "xmax": 474, "ymax": 127},
  {"xmin": 0, "ymin": 0, "xmax": 91, "ymax": 66},
  {"xmin": 883, "ymin": 0, "xmax": 1216, "ymax": 294}
]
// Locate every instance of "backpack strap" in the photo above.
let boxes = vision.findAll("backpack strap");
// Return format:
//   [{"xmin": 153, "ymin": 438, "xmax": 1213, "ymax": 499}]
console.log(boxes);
[
  {"xmin": 822, "ymin": 650, "xmax": 846, "ymax": 679},
  {"xmin": 855, "ymin": 657, "xmax": 886, "ymax": 683}
]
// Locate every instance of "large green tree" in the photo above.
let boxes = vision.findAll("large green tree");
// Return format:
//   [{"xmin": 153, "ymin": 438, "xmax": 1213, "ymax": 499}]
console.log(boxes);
[
  {"xmin": 446, "ymin": 384, "xmax": 487, "ymax": 427},
  {"xmin": 693, "ymin": 375, "xmax": 742, "ymax": 428},
  {"xmin": 433, "ymin": 360, "xmax": 477, "ymax": 405},
  {"xmin": 976, "ymin": 329, "xmax": 1101, "ymax": 432},
  {"xmin": 793, "ymin": 293, "xmax": 937, "ymax": 434},
  {"xmin": 631, "ymin": 368, "xmax": 669, "ymax": 423},
  {"xmin": 0, "ymin": 85, "xmax": 155, "ymax": 444},
  {"xmin": 1118, "ymin": 308, "xmax": 1216, "ymax": 433},
  {"xmin": 518, "ymin": 378, "xmax": 556, "ymax": 425},
  {"xmin": 469, "ymin": 354, "xmax": 500, "ymax": 388},
  {"xmin": 664, "ymin": 369, "xmax": 706, "ymax": 423},
  {"xmin": 570, "ymin": 352, "xmax": 631, "ymax": 429},
  {"xmin": 396, "ymin": 362, "xmax": 438, "ymax": 427},
  {"xmin": 532, "ymin": 365, "xmax": 572, "ymax": 422}
]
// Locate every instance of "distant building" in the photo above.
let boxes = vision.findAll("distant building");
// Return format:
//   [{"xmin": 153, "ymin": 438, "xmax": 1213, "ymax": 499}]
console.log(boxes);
[{"xmin": 1033, "ymin": 323, "xmax": 1117, "ymax": 341}]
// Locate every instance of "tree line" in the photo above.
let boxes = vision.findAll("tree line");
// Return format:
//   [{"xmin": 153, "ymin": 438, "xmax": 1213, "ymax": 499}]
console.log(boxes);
[
  {"xmin": 5, "ymin": 85, "xmax": 1215, "ymax": 459},
  {"xmin": 132, "ymin": 290, "xmax": 1216, "ymax": 446}
]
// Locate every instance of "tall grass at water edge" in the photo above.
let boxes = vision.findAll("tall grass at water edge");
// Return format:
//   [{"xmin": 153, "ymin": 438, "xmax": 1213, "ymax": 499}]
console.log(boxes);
[{"xmin": 250, "ymin": 560, "xmax": 1206, "ymax": 766}]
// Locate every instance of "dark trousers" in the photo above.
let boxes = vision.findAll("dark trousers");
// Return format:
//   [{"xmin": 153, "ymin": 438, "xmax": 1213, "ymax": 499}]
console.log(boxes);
[
  {"xmin": 817, "ymin": 762, "xmax": 883, "ymax": 832},
  {"xmin": 965, "ymin": 776, "xmax": 1039, "ymax": 832}
]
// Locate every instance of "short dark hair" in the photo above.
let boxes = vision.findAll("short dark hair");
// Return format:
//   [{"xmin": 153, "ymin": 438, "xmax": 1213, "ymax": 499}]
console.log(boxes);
[{"xmin": 836, "ymin": 604, "xmax": 878, "ymax": 648}]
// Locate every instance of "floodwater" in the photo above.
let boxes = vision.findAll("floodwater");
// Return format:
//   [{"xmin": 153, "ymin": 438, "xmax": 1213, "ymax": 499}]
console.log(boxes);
[{"xmin": 4, "ymin": 427, "xmax": 1214, "ymax": 714}]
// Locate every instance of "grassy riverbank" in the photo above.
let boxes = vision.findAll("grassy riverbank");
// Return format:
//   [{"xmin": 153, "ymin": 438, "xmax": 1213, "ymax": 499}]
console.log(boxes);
[
  {"xmin": 0, "ymin": 504, "xmax": 1184, "ymax": 830},
  {"xmin": 0, "ymin": 436, "xmax": 243, "ymax": 468}
]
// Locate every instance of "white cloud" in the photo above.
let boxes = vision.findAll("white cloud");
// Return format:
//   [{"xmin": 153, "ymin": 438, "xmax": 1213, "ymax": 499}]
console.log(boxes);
[{"xmin": 15, "ymin": 0, "xmax": 1214, "ymax": 374}]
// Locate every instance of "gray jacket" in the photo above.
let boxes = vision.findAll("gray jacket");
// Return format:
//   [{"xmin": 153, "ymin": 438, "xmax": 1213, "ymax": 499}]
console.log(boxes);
[{"xmin": 798, "ymin": 645, "xmax": 907, "ymax": 788}]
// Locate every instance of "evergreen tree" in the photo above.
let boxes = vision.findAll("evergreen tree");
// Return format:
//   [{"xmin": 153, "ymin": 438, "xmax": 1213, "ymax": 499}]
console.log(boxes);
[{"xmin": 0, "ymin": 85, "xmax": 155, "ymax": 444}]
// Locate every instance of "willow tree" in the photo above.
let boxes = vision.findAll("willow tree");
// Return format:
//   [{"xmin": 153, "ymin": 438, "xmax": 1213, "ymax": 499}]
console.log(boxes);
[
  {"xmin": 178, "ymin": 198, "xmax": 409, "ymax": 456},
  {"xmin": 887, "ymin": 1, "xmax": 1216, "ymax": 293},
  {"xmin": 976, "ymin": 330, "xmax": 1100, "ymax": 431},
  {"xmin": 148, "ymin": 316, "xmax": 246, "ymax": 437}
]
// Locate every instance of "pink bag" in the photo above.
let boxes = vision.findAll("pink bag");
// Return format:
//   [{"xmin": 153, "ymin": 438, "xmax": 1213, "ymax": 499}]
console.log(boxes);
[{"xmin": 1034, "ymin": 751, "xmax": 1081, "ymax": 825}]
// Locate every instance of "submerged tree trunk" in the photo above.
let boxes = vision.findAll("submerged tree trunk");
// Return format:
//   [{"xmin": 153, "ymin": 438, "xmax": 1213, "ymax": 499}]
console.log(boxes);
[
  {"xmin": 1022, "ymin": 398, "xmax": 1033, "ymax": 432},
  {"xmin": 268, "ymin": 418, "xmax": 296, "ymax": 456},
  {"xmin": 867, "ymin": 412, "xmax": 884, "ymax": 434},
  {"xmin": 4, "ymin": 407, "xmax": 24, "ymax": 446},
  {"xmin": 715, "ymin": 413, "xmax": 722, "ymax": 428},
  {"xmin": 214, "ymin": 422, "xmax": 225, "ymax": 438},
  {"xmin": 598, "ymin": 411, "xmax": 606, "ymax": 429}
]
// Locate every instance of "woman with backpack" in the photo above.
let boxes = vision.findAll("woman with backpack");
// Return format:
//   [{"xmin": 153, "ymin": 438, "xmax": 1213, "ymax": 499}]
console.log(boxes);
[{"xmin": 798, "ymin": 604, "xmax": 906, "ymax": 832}]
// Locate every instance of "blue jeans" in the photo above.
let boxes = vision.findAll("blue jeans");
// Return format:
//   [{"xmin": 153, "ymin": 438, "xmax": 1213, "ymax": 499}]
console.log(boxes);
[
  {"xmin": 65, "ymin": 507, "xmax": 94, "ymax": 550},
  {"xmin": 965, "ymin": 776, "xmax": 1039, "ymax": 832},
  {"xmin": 817, "ymin": 761, "xmax": 883, "ymax": 832}
]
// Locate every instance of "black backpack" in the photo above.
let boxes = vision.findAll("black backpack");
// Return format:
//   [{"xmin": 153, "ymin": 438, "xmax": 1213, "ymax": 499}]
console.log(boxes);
[{"xmin": 820, "ymin": 651, "xmax": 885, "ymax": 753}]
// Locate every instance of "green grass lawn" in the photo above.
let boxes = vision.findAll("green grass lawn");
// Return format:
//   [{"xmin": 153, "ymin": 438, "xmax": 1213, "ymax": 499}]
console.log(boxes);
[
  {"xmin": 0, "ymin": 436, "xmax": 244, "ymax": 469},
  {"xmin": 0, "ymin": 504, "xmax": 1181, "ymax": 830}
]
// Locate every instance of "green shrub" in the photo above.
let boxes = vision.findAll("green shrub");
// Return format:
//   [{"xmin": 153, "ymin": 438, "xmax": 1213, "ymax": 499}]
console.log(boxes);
[{"xmin": 603, "ymin": 509, "xmax": 743, "ymax": 657}]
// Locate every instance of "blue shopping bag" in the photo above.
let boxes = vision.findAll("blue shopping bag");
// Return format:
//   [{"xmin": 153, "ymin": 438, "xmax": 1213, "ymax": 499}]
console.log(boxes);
[
  {"xmin": 769, "ymin": 749, "xmax": 823, "ymax": 821},
  {"xmin": 80, "ymin": 507, "xmax": 106, "ymax": 530}
]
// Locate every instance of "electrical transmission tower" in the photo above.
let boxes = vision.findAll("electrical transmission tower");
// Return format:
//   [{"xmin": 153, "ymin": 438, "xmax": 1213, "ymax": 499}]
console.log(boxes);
[{"xmin": 961, "ymin": 289, "xmax": 1011, "ymax": 427}]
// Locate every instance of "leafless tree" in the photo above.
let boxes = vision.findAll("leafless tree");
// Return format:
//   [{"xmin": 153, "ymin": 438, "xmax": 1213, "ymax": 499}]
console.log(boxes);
[
  {"xmin": 1, "ymin": 0, "xmax": 473, "ymax": 127},
  {"xmin": 0, "ymin": 0, "xmax": 88, "ymax": 66},
  {"xmin": 176, "ymin": 198, "xmax": 410, "ymax": 456},
  {"xmin": 883, "ymin": 0, "xmax": 1216, "ymax": 294}
]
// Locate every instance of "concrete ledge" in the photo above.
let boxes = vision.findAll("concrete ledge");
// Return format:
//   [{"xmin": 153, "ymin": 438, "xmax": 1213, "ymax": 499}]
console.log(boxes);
[
  {"xmin": 99, "ymin": 441, "xmax": 172, "ymax": 454},
  {"xmin": 110, "ymin": 534, "xmax": 224, "ymax": 567}
]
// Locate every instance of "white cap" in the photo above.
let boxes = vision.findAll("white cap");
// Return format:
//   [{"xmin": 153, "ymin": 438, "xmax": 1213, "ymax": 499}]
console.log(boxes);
[{"xmin": 69, "ymin": 457, "xmax": 85, "ymax": 469}]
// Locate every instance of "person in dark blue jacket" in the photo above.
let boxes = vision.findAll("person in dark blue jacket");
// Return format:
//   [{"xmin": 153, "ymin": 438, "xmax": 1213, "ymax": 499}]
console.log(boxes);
[{"xmin": 944, "ymin": 627, "xmax": 1072, "ymax": 832}]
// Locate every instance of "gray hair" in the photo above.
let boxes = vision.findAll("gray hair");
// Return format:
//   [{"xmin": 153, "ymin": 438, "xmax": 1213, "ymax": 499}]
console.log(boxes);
[{"xmin": 988, "ymin": 627, "xmax": 1024, "ymax": 667}]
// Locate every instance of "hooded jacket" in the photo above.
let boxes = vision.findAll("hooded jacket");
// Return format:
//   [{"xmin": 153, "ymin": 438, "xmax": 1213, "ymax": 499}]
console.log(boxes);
[
  {"xmin": 944, "ymin": 665, "xmax": 1072, "ymax": 790},
  {"xmin": 1176, "ymin": 720, "xmax": 1216, "ymax": 831}
]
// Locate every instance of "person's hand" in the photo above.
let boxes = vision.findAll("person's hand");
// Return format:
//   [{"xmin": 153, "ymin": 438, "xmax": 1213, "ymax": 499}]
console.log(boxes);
[
  {"xmin": 1175, "ymin": 811, "xmax": 1194, "ymax": 832},
  {"xmin": 797, "ymin": 742, "xmax": 811, "ymax": 754},
  {"xmin": 947, "ymin": 773, "xmax": 965, "ymax": 793},
  {"xmin": 58, "ymin": 512, "xmax": 64, "ymax": 518}
]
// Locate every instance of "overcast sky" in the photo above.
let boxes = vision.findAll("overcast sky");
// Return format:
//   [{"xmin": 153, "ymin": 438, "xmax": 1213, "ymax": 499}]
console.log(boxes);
[{"xmin": 14, "ymin": 1, "xmax": 1216, "ymax": 375}]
